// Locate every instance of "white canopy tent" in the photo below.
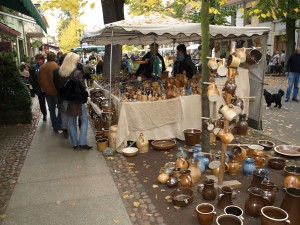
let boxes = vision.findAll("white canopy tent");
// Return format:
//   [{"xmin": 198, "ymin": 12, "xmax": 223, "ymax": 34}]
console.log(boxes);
[{"xmin": 82, "ymin": 13, "xmax": 270, "ymax": 129}]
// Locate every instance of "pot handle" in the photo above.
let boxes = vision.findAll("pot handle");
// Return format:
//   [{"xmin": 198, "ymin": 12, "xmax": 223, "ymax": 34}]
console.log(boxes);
[
  {"xmin": 273, "ymin": 185, "xmax": 279, "ymax": 193},
  {"xmin": 197, "ymin": 184, "xmax": 204, "ymax": 193},
  {"xmin": 262, "ymin": 195, "xmax": 271, "ymax": 206},
  {"xmin": 218, "ymin": 193, "xmax": 224, "ymax": 201},
  {"xmin": 285, "ymin": 219, "xmax": 291, "ymax": 224}
]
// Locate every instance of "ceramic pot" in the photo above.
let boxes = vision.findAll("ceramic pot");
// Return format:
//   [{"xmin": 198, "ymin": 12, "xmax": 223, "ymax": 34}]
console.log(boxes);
[
  {"xmin": 96, "ymin": 138, "xmax": 108, "ymax": 152},
  {"xmin": 217, "ymin": 128, "xmax": 234, "ymax": 144},
  {"xmin": 243, "ymin": 158, "xmax": 257, "ymax": 176},
  {"xmin": 175, "ymin": 155, "xmax": 189, "ymax": 170},
  {"xmin": 207, "ymin": 58, "xmax": 218, "ymax": 70},
  {"xmin": 195, "ymin": 203, "xmax": 216, "ymax": 225},
  {"xmin": 136, "ymin": 133, "xmax": 149, "ymax": 153},
  {"xmin": 198, "ymin": 179, "xmax": 217, "ymax": 201},
  {"xmin": 261, "ymin": 206, "xmax": 290, "ymax": 225},
  {"xmin": 217, "ymin": 186, "xmax": 234, "ymax": 210},
  {"xmin": 245, "ymin": 187, "xmax": 271, "ymax": 217},
  {"xmin": 216, "ymin": 214, "xmax": 243, "ymax": 225},
  {"xmin": 219, "ymin": 104, "xmax": 237, "ymax": 122},
  {"xmin": 203, "ymin": 119, "xmax": 215, "ymax": 133},
  {"xmin": 280, "ymin": 187, "xmax": 300, "ymax": 225},
  {"xmin": 248, "ymin": 144, "xmax": 264, "ymax": 158},
  {"xmin": 172, "ymin": 168, "xmax": 182, "ymax": 179},
  {"xmin": 252, "ymin": 150, "xmax": 266, "ymax": 168},
  {"xmin": 228, "ymin": 160, "xmax": 241, "ymax": 175},
  {"xmin": 207, "ymin": 83, "xmax": 220, "ymax": 102},
  {"xmin": 166, "ymin": 174, "xmax": 178, "ymax": 188},
  {"xmin": 180, "ymin": 169, "xmax": 193, "ymax": 188},
  {"xmin": 236, "ymin": 114, "xmax": 248, "ymax": 136},
  {"xmin": 246, "ymin": 48, "xmax": 262, "ymax": 65},
  {"xmin": 183, "ymin": 129, "xmax": 201, "ymax": 146},
  {"xmin": 224, "ymin": 205, "xmax": 244, "ymax": 221},
  {"xmin": 109, "ymin": 125, "xmax": 118, "ymax": 152},
  {"xmin": 223, "ymin": 78, "xmax": 237, "ymax": 95},
  {"xmin": 157, "ymin": 170, "xmax": 169, "ymax": 184},
  {"xmin": 231, "ymin": 145, "xmax": 247, "ymax": 162},
  {"xmin": 249, "ymin": 169, "xmax": 269, "ymax": 189},
  {"xmin": 164, "ymin": 162, "xmax": 175, "ymax": 175},
  {"xmin": 188, "ymin": 159, "xmax": 201, "ymax": 184},
  {"xmin": 209, "ymin": 160, "xmax": 229, "ymax": 177},
  {"xmin": 260, "ymin": 180, "xmax": 279, "ymax": 205},
  {"xmin": 232, "ymin": 98, "xmax": 244, "ymax": 114},
  {"xmin": 176, "ymin": 147, "xmax": 188, "ymax": 159}
]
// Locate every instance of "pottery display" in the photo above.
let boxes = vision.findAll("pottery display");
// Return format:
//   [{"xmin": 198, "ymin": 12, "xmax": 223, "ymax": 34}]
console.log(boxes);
[
  {"xmin": 180, "ymin": 169, "xmax": 193, "ymax": 188},
  {"xmin": 96, "ymin": 138, "xmax": 108, "ymax": 152},
  {"xmin": 198, "ymin": 179, "xmax": 217, "ymax": 201},
  {"xmin": 261, "ymin": 206, "xmax": 290, "ymax": 225},
  {"xmin": 236, "ymin": 114, "xmax": 248, "ymax": 135},
  {"xmin": 217, "ymin": 186, "xmax": 234, "ymax": 210},
  {"xmin": 136, "ymin": 133, "xmax": 149, "ymax": 153},
  {"xmin": 280, "ymin": 187, "xmax": 300, "ymax": 225},
  {"xmin": 260, "ymin": 180, "xmax": 279, "ymax": 205},
  {"xmin": 224, "ymin": 205, "xmax": 244, "ymax": 221},
  {"xmin": 188, "ymin": 158, "xmax": 201, "ymax": 184},
  {"xmin": 245, "ymin": 187, "xmax": 270, "ymax": 217},
  {"xmin": 195, "ymin": 203, "xmax": 216, "ymax": 225}
]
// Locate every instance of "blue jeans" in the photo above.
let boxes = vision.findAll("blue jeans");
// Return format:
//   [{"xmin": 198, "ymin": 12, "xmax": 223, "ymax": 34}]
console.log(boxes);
[
  {"xmin": 68, "ymin": 104, "xmax": 88, "ymax": 146},
  {"xmin": 286, "ymin": 72, "xmax": 300, "ymax": 100},
  {"xmin": 58, "ymin": 101, "xmax": 68, "ymax": 130},
  {"xmin": 45, "ymin": 95, "xmax": 61, "ymax": 130}
]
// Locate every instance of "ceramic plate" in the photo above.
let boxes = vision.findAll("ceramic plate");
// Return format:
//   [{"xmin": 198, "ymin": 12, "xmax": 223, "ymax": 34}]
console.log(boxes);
[
  {"xmin": 274, "ymin": 145, "xmax": 300, "ymax": 157},
  {"xmin": 151, "ymin": 139, "xmax": 176, "ymax": 150}
]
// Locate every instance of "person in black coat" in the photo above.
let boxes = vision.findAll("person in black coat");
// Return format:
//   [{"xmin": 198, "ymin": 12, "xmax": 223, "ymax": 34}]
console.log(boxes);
[
  {"xmin": 29, "ymin": 54, "xmax": 47, "ymax": 121},
  {"xmin": 135, "ymin": 43, "xmax": 166, "ymax": 79},
  {"xmin": 172, "ymin": 44, "xmax": 196, "ymax": 79}
]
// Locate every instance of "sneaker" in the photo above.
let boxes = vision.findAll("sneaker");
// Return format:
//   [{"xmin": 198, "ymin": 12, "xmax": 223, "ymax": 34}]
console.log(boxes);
[
  {"xmin": 53, "ymin": 128, "xmax": 59, "ymax": 133},
  {"xmin": 284, "ymin": 99, "xmax": 289, "ymax": 102},
  {"xmin": 62, "ymin": 129, "xmax": 69, "ymax": 139},
  {"xmin": 43, "ymin": 116, "xmax": 47, "ymax": 121},
  {"xmin": 73, "ymin": 145, "xmax": 78, "ymax": 150},
  {"xmin": 79, "ymin": 145, "xmax": 93, "ymax": 150},
  {"xmin": 292, "ymin": 98, "xmax": 299, "ymax": 102}
]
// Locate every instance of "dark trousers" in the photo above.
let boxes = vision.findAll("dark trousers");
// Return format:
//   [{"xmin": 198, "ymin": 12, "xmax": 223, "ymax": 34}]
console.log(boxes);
[{"xmin": 37, "ymin": 92, "xmax": 47, "ymax": 117}]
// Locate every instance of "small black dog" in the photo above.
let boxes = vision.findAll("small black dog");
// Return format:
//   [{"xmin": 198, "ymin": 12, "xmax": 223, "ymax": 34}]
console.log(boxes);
[{"xmin": 263, "ymin": 89, "xmax": 285, "ymax": 108}]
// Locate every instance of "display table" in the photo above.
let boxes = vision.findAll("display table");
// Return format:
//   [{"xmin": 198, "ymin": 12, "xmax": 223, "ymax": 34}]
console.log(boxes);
[{"xmin": 91, "ymin": 69, "xmax": 249, "ymax": 153}]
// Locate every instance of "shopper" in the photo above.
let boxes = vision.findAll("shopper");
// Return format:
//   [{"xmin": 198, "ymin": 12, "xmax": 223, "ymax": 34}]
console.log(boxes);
[
  {"xmin": 38, "ymin": 52, "xmax": 61, "ymax": 132},
  {"xmin": 29, "ymin": 54, "xmax": 47, "ymax": 121},
  {"xmin": 60, "ymin": 52, "xmax": 92, "ymax": 150},
  {"xmin": 285, "ymin": 46, "xmax": 300, "ymax": 102},
  {"xmin": 172, "ymin": 44, "xmax": 195, "ymax": 79}
]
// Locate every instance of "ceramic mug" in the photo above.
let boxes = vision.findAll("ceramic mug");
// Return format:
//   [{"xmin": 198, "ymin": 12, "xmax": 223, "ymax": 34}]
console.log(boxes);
[
  {"xmin": 203, "ymin": 119, "xmax": 215, "ymax": 133},
  {"xmin": 217, "ymin": 58, "xmax": 228, "ymax": 76},
  {"xmin": 207, "ymin": 58, "xmax": 218, "ymax": 70},
  {"xmin": 195, "ymin": 203, "xmax": 216, "ymax": 225},
  {"xmin": 224, "ymin": 205, "xmax": 244, "ymax": 221},
  {"xmin": 216, "ymin": 214, "xmax": 243, "ymax": 225},
  {"xmin": 228, "ymin": 160, "xmax": 242, "ymax": 175},
  {"xmin": 217, "ymin": 128, "xmax": 234, "ymax": 144},
  {"xmin": 207, "ymin": 83, "xmax": 220, "ymax": 102},
  {"xmin": 236, "ymin": 47, "xmax": 246, "ymax": 63},
  {"xmin": 231, "ymin": 145, "xmax": 247, "ymax": 162},
  {"xmin": 219, "ymin": 104, "xmax": 238, "ymax": 122},
  {"xmin": 209, "ymin": 160, "xmax": 229, "ymax": 177},
  {"xmin": 227, "ymin": 54, "xmax": 241, "ymax": 68},
  {"xmin": 260, "ymin": 206, "xmax": 290, "ymax": 225}
]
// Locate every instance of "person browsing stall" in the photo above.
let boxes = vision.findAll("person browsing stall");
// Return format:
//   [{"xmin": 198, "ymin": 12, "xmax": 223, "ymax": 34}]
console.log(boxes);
[
  {"xmin": 172, "ymin": 44, "xmax": 196, "ymax": 79},
  {"xmin": 135, "ymin": 43, "xmax": 166, "ymax": 79}
]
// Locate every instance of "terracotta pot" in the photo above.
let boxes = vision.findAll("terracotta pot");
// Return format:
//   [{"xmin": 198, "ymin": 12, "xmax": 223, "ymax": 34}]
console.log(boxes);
[
  {"xmin": 217, "ymin": 128, "xmax": 234, "ymax": 144},
  {"xmin": 228, "ymin": 160, "xmax": 241, "ymax": 175},
  {"xmin": 216, "ymin": 214, "xmax": 243, "ymax": 225},
  {"xmin": 157, "ymin": 170, "xmax": 169, "ymax": 184},
  {"xmin": 231, "ymin": 145, "xmax": 247, "ymax": 162}
]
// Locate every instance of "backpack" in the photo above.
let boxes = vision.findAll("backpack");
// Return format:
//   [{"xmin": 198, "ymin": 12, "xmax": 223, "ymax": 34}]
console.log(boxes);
[{"xmin": 62, "ymin": 79, "xmax": 88, "ymax": 104}]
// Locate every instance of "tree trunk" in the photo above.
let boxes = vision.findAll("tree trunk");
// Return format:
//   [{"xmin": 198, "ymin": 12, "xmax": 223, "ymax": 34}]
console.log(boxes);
[
  {"xmin": 101, "ymin": 0, "xmax": 125, "ymax": 78},
  {"xmin": 201, "ymin": 0, "xmax": 210, "ymax": 153}
]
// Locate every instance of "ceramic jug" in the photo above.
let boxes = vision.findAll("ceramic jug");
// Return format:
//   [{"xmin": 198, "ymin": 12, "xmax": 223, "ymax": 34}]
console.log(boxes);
[
  {"xmin": 245, "ymin": 187, "xmax": 270, "ymax": 217},
  {"xmin": 243, "ymin": 158, "xmax": 257, "ymax": 176},
  {"xmin": 260, "ymin": 180, "xmax": 279, "ymax": 205},
  {"xmin": 188, "ymin": 158, "xmax": 201, "ymax": 184},
  {"xmin": 207, "ymin": 82, "xmax": 220, "ymax": 102},
  {"xmin": 228, "ymin": 160, "xmax": 241, "ymax": 175},
  {"xmin": 217, "ymin": 186, "xmax": 234, "ymax": 210},
  {"xmin": 166, "ymin": 174, "xmax": 178, "ymax": 188},
  {"xmin": 109, "ymin": 125, "xmax": 118, "ymax": 152},
  {"xmin": 157, "ymin": 169, "xmax": 169, "ymax": 184},
  {"xmin": 231, "ymin": 145, "xmax": 247, "ymax": 162},
  {"xmin": 176, "ymin": 147, "xmax": 188, "ymax": 159},
  {"xmin": 280, "ymin": 187, "xmax": 300, "ymax": 225},
  {"xmin": 136, "ymin": 133, "xmax": 149, "ymax": 153},
  {"xmin": 197, "ymin": 153, "xmax": 206, "ymax": 173},
  {"xmin": 180, "ymin": 169, "xmax": 193, "ymax": 188},
  {"xmin": 198, "ymin": 179, "xmax": 217, "ymax": 201},
  {"xmin": 217, "ymin": 128, "xmax": 234, "ymax": 144},
  {"xmin": 236, "ymin": 114, "xmax": 248, "ymax": 135},
  {"xmin": 175, "ymin": 155, "xmax": 189, "ymax": 170},
  {"xmin": 219, "ymin": 104, "xmax": 237, "ymax": 122},
  {"xmin": 248, "ymin": 169, "xmax": 269, "ymax": 189}
]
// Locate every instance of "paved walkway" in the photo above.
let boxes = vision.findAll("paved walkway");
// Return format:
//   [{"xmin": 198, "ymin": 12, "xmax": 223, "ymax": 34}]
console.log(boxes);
[{"xmin": 1, "ymin": 110, "xmax": 131, "ymax": 225}]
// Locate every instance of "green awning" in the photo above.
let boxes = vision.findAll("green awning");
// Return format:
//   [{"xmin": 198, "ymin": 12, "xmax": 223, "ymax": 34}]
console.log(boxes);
[{"xmin": 0, "ymin": 0, "xmax": 47, "ymax": 33}]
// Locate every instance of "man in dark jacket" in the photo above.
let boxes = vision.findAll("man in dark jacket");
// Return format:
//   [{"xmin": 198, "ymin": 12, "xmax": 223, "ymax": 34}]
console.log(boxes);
[
  {"xmin": 285, "ymin": 46, "xmax": 300, "ymax": 102},
  {"xmin": 29, "ymin": 54, "xmax": 47, "ymax": 121},
  {"xmin": 135, "ymin": 43, "xmax": 166, "ymax": 79}
]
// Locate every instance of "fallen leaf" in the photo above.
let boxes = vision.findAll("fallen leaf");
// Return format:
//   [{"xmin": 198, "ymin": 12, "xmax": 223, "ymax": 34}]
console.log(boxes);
[
  {"xmin": 146, "ymin": 213, "xmax": 153, "ymax": 216},
  {"xmin": 133, "ymin": 201, "xmax": 140, "ymax": 207},
  {"xmin": 107, "ymin": 157, "xmax": 114, "ymax": 160},
  {"xmin": 135, "ymin": 171, "xmax": 139, "ymax": 174},
  {"xmin": 144, "ymin": 180, "xmax": 148, "ymax": 182},
  {"xmin": 76, "ymin": 165, "xmax": 81, "ymax": 169},
  {"xmin": 113, "ymin": 219, "xmax": 120, "ymax": 224},
  {"xmin": 152, "ymin": 184, "xmax": 158, "ymax": 188},
  {"xmin": 174, "ymin": 206, "xmax": 180, "ymax": 209},
  {"xmin": 69, "ymin": 201, "xmax": 76, "ymax": 206},
  {"xmin": 165, "ymin": 196, "xmax": 171, "ymax": 200},
  {"xmin": 128, "ymin": 163, "xmax": 135, "ymax": 166},
  {"xmin": 123, "ymin": 194, "xmax": 129, "ymax": 199},
  {"xmin": 160, "ymin": 189, "xmax": 165, "ymax": 192},
  {"xmin": 0, "ymin": 214, "xmax": 7, "ymax": 221},
  {"xmin": 56, "ymin": 200, "xmax": 61, "ymax": 205}
]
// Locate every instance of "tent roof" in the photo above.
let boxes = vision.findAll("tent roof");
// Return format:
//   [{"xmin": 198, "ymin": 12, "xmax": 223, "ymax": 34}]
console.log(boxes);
[{"xmin": 82, "ymin": 13, "xmax": 270, "ymax": 46}]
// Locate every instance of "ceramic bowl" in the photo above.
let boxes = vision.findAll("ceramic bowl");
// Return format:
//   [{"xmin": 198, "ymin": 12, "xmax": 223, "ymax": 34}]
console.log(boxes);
[
  {"xmin": 170, "ymin": 188, "xmax": 194, "ymax": 207},
  {"xmin": 122, "ymin": 147, "xmax": 138, "ymax": 157},
  {"xmin": 258, "ymin": 140, "xmax": 275, "ymax": 150},
  {"xmin": 268, "ymin": 157, "xmax": 286, "ymax": 170},
  {"xmin": 151, "ymin": 139, "xmax": 176, "ymax": 150},
  {"xmin": 284, "ymin": 165, "xmax": 300, "ymax": 178}
]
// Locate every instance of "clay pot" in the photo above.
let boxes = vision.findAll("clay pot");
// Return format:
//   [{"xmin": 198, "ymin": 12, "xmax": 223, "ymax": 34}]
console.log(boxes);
[
  {"xmin": 243, "ymin": 158, "xmax": 257, "ymax": 176},
  {"xmin": 232, "ymin": 98, "xmax": 244, "ymax": 114},
  {"xmin": 183, "ymin": 129, "xmax": 201, "ymax": 146},
  {"xmin": 180, "ymin": 169, "xmax": 193, "ymax": 188},
  {"xmin": 228, "ymin": 160, "xmax": 241, "ymax": 175},
  {"xmin": 252, "ymin": 150, "xmax": 266, "ymax": 168},
  {"xmin": 198, "ymin": 179, "xmax": 217, "ymax": 201},
  {"xmin": 224, "ymin": 205, "xmax": 244, "ymax": 221},
  {"xmin": 231, "ymin": 145, "xmax": 247, "ymax": 162},
  {"xmin": 136, "ymin": 133, "xmax": 149, "ymax": 153},
  {"xmin": 172, "ymin": 168, "xmax": 182, "ymax": 179},
  {"xmin": 188, "ymin": 159, "xmax": 201, "ymax": 184},
  {"xmin": 280, "ymin": 187, "xmax": 300, "ymax": 225},
  {"xmin": 248, "ymin": 144, "xmax": 264, "ymax": 158},
  {"xmin": 96, "ymin": 138, "xmax": 108, "ymax": 152},
  {"xmin": 245, "ymin": 187, "xmax": 270, "ymax": 217},
  {"xmin": 223, "ymin": 78, "xmax": 237, "ymax": 95},
  {"xmin": 246, "ymin": 48, "xmax": 262, "ymax": 65},
  {"xmin": 195, "ymin": 203, "xmax": 216, "ymax": 225},
  {"xmin": 203, "ymin": 119, "xmax": 215, "ymax": 133},
  {"xmin": 236, "ymin": 114, "xmax": 248, "ymax": 135},
  {"xmin": 157, "ymin": 170, "xmax": 169, "ymax": 184},
  {"xmin": 261, "ymin": 206, "xmax": 290, "ymax": 225},
  {"xmin": 249, "ymin": 168, "xmax": 269, "ymax": 189},
  {"xmin": 217, "ymin": 186, "xmax": 234, "ymax": 210},
  {"xmin": 171, "ymin": 187, "xmax": 194, "ymax": 207},
  {"xmin": 175, "ymin": 155, "xmax": 189, "ymax": 170},
  {"xmin": 209, "ymin": 160, "xmax": 229, "ymax": 177}
]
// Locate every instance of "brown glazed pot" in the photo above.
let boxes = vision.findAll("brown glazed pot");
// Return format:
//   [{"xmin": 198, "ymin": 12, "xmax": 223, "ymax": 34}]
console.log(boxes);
[
  {"xmin": 217, "ymin": 186, "xmax": 234, "ymax": 210},
  {"xmin": 198, "ymin": 179, "xmax": 217, "ymax": 201},
  {"xmin": 171, "ymin": 187, "xmax": 194, "ymax": 207},
  {"xmin": 261, "ymin": 206, "xmax": 290, "ymax": 225},
  {"xmin": 245, "ymin": 187, "xmax": 270, "ymax": 217},
  {"xmin": 280, "ymin": 187, "xmax": 300, "ymax": 225},
  {"xmin": 260, "ymin": 180, "xmax": 279, "ymax": 205},
  {"xmin": 195, "ymin": 203, "xmax": 216, "ymax": 225},
  {"xmin": 183, "ymin": 129, "xmax": 201, "ymax": 146},
  {"xmin": 216, "ymin": 214, "xmax": 243, "ymax": 225},
  {"xmin": 236, "ymin": 114, "xmax": 248, "ymax": 136},
  {"xmin": 188, "ymin": 159, "xmax": 201, "ymax": 184},
  {"xmin": 180, "ymin": 170, "xmax": 193, "ymax": 188}
]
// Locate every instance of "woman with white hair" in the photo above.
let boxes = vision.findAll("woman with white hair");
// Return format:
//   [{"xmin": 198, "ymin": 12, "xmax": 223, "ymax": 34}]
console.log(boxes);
[{"xmin": 59, "ymin": 52, "xmax": 92, "ymax": 150}]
